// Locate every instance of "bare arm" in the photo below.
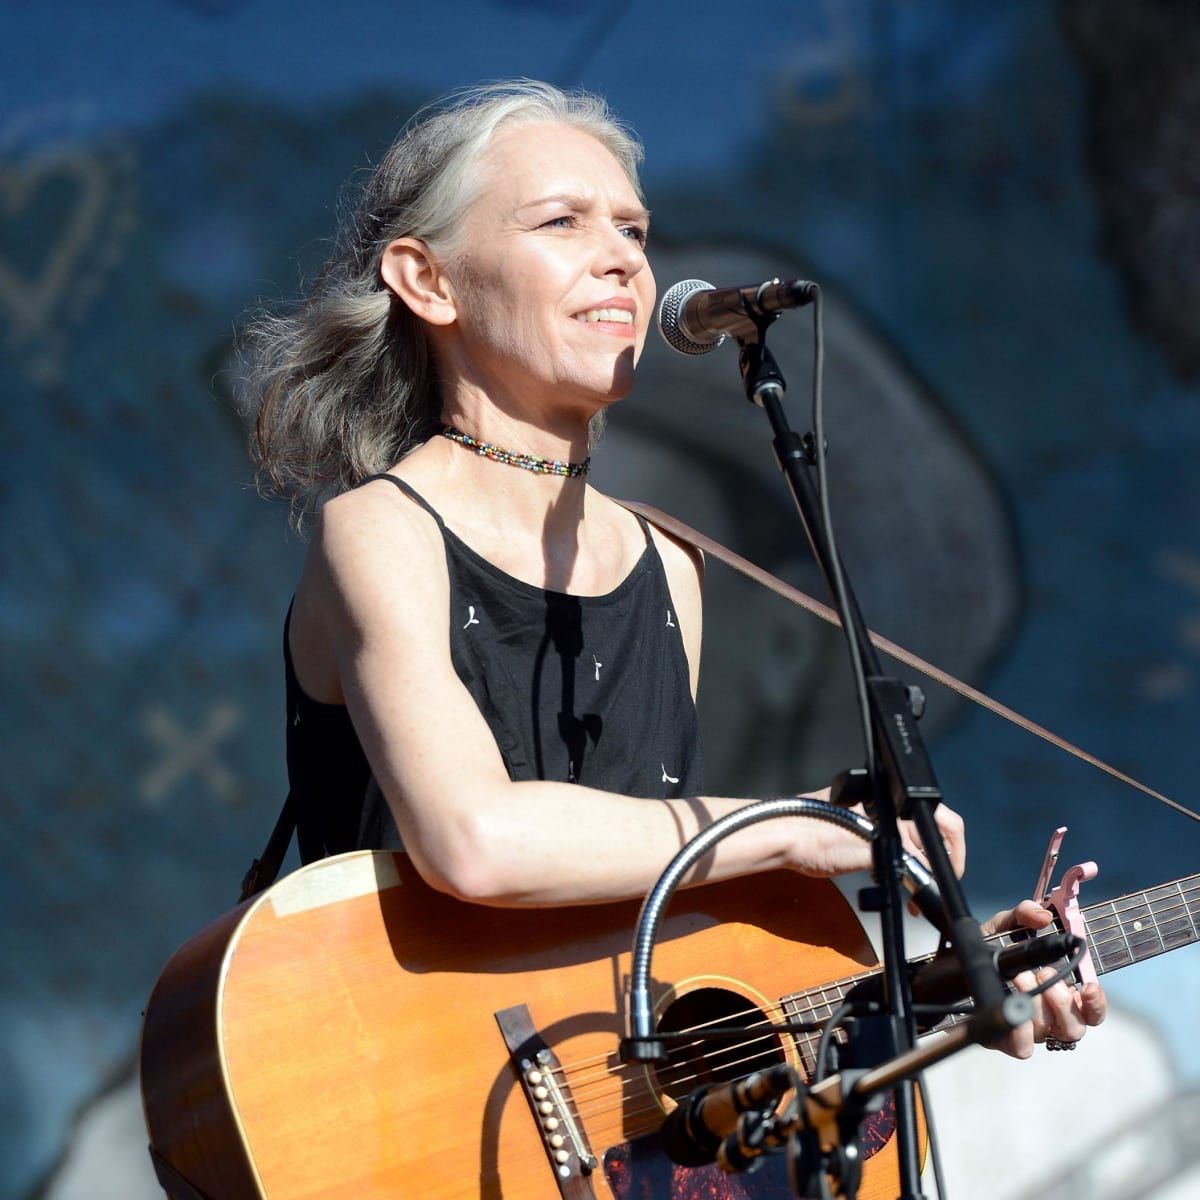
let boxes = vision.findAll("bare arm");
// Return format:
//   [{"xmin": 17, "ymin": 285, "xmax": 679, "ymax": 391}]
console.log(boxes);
[{"xmin": 310, "ymin": 485, "xmax": 963, "ymax": 907}]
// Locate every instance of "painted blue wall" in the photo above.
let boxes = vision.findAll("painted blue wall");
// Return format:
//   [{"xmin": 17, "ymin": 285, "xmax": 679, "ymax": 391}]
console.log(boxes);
[{"xmin": 3, "ymin": 2, "xmax": 1198, "ymax": 1194}]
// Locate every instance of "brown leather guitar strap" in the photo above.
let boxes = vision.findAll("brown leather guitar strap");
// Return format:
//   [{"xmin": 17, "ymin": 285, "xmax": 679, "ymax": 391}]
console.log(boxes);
[
  {"xmin": 620, "ymin": 498, "xmax": 1200, "ymax": 824},
  {"xmin": 239, "ymin": 790, "xmax": 297, "ymax": 902},
  {"xmin": 149, "ymin": 1145, "xmax": 215, "ymax": 1200}
]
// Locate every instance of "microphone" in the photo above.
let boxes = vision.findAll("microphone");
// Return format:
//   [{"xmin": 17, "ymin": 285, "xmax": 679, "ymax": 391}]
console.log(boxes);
[
  {"xmin": 846, "ymin": 931, "xmax": 1083, "ymax": 1013},
  {"xmin": 657, "ymin": 277, "xmax": 818, "ymax": 356},
  {"xmin": 659, "ymin": 1063, "xmax": 796, "ymax": 1167},
  {"xmin": 898, "ymin": 850, "xmax": 950, "ymax": 937}
]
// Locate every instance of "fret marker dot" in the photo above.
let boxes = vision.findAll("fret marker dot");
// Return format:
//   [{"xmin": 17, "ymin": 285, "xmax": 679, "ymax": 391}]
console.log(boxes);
[{"xmin": 1133, "ymin": 920, "xmax": 1144, "ymax": 931}]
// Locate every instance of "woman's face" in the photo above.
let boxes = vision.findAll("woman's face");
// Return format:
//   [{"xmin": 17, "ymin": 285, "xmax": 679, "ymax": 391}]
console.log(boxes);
[{"xmin": 445, "ymin": 120, "xmax": 655, "ymax": 418}]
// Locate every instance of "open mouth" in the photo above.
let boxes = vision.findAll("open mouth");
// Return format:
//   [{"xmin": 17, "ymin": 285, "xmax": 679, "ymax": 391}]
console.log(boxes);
[{"xmin": 573, "ymin": 306, "xmax": 636, "ymax": 326}]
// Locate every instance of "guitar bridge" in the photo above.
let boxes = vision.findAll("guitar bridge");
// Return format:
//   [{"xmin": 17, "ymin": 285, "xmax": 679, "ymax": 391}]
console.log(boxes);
[{"xmin": 495, "ymin": 1004, "xmax": 598, "ymax": 1198}]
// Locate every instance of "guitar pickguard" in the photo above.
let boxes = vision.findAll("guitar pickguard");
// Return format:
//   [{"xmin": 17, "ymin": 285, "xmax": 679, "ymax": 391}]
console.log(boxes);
[
  {"xmin": 602, "ymin": 1102, "xmax": 897, "ymax": 1198},
  {"xmin": 502, "ymin": 979, "xmax": 902, "ymax": 1198}
]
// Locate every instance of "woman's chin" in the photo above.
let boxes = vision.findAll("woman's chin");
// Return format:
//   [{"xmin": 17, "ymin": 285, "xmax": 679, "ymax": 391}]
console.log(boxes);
[{"xmin": 604, "ymin": 350, "xmax": 639, "ymax": 401}]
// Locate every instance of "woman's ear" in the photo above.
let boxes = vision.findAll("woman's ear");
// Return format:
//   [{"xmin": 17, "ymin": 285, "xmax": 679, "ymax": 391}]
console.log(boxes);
[{"xmin": 380, "ymin": 238, "xmax": 458, "ymax": 326}]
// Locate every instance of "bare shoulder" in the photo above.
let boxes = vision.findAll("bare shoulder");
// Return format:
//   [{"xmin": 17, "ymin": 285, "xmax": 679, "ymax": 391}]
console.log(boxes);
[
  {"xmin": 319, "ymin": 477, "xmax": 442, "ymax": 568},
  {"xmin": 304, "ymin": 476, "xmax": 449, "ymax": 639},
  {"xmin": 590, "ymin": 491, "xmax": 702, "ymax": 598},
  {"xmin": 646, "ymin": 521, "xmax": 704, "ymax": 591}
]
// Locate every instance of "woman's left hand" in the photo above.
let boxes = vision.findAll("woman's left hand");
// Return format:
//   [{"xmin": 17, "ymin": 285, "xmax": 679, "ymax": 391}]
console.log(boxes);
[{"xmin": 981, "ymin": 900, "xmax": 1108, "ymax": 1058}]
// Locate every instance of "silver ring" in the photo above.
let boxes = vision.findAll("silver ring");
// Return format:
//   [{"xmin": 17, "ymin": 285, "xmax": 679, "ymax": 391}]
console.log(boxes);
[{"xmin": 1045, "ymin": 1036, "xmax": 1079, "ymax": 1052}]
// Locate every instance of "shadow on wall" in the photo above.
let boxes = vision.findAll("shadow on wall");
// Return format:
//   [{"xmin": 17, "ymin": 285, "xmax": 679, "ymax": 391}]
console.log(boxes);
[
  {"xmin": 1063, "ymin": 0, "xmax": 1200, "ymax": 381},
  {"xmin": 595, "ymin": 240, "xmax": 1021, "ymax": 796}
]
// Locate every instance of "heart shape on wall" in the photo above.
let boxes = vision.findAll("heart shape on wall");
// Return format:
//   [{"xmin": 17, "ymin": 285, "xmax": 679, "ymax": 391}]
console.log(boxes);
[{"xmin": 0, "ymin": 132, "xmax": 136, "ymax": 382}]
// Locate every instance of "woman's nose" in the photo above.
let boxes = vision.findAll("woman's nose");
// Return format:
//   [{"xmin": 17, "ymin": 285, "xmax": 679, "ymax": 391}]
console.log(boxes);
[{"xmin": 595, "ymin": 225, "xmax": 645, "ymax": 279}]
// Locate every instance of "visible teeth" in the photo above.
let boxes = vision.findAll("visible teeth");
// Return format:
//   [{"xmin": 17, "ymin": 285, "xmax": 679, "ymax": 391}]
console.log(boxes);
[{"xmin": 575, "ymin": 308, "xmax": 634, "ymax": 324}]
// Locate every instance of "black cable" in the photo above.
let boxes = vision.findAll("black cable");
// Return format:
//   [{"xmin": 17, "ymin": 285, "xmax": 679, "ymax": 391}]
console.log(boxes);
[
  {"xmin": 915, "ymin": 1071, "xmax": 947, "ymax": 1199},
  {"xmin": 810, "ymin": 288, "xmax": 876, "ymax": 779},
  {"xmin": 902, "ymin": 938, "xmax": 1086, "ymax": 1022},
  {"xmin": 813, "ymin": 1001, "xmax": 853, "ymax": 1084},
  {"xmin": 1020, "ymin": 939, "xmax": 1086, "ymax": 997}
]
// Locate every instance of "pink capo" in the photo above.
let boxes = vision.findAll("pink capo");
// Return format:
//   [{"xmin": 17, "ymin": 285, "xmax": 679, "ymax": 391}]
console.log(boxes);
[{"xmin": 1033, "ymin": 826, "xmax": 1100, "ymax": 986}]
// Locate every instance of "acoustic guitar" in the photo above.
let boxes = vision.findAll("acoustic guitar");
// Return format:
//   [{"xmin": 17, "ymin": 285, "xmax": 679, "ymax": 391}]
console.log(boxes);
[{"xmin": 140, "ymin": 850, "xmax": 1200, "ymax": 1199}]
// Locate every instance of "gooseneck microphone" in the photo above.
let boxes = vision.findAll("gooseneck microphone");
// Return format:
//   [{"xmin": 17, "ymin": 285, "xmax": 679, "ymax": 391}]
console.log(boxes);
[
  {"xmin": 659, "ymin": 1063, "xmax": 796, "ymax": 1167},
  {"xmin": 657, "ymin": 277, "xmax": 818, "ymax": 355}
]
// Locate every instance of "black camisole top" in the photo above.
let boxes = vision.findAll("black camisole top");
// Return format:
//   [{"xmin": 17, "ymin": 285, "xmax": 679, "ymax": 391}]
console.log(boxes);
[{"xmin": 284, "ymin": 475, "xmax": 703, "ymax": 862}]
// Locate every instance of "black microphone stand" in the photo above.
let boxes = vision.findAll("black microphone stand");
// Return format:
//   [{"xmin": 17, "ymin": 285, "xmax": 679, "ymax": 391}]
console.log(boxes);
[{"xmin": 732, "ymin": 298, "xmax": 1022, "ymax": 1198}]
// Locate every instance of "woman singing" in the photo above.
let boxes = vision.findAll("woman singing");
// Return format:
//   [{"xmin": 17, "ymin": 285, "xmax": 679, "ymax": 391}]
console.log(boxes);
[{"xmin": 243, "ymin": 80, "xmax": 1103, "ymax": 1057}]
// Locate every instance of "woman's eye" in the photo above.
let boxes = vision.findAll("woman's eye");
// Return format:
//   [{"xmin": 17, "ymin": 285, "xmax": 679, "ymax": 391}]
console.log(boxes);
[{"xmin": 542, "ymin": 215, "xmax": 575, "ymax": 230}]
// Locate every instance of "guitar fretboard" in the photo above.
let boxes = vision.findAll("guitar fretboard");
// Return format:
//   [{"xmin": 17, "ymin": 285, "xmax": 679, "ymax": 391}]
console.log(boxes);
[
  {"xmin": 1083, "ymin": 874, "xmax": 1200, "ymax": 974},
  {"xmin": 778, "ymin": 871, "xmax": 1200, "ymax": 1048}
]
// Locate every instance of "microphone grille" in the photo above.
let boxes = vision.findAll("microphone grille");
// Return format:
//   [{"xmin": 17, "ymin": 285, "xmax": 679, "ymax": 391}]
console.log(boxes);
[{"xmin": 657, "ymin": 279, "xmax": 725, "ymax": 356}]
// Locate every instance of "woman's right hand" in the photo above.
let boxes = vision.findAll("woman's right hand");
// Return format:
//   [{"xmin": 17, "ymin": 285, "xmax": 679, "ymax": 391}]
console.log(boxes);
[{"xmin": 791, "ymin": 798, "xmax": 967, "ymax": 881}]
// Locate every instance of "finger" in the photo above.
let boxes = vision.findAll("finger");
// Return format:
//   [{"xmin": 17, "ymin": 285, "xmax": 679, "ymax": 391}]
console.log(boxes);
[
  {"xmin": 1034, "ymin": 968, "xmax": 1086, "ymax": 1042},
  {"xmin": 993, "ymin": 1009, "xmax": 1036, "ymax": 1060},
  {"xmin": 1011, "ymin": 968, "xmax": 1056, "ymax": 1042},
  {"xmin": 980, "ymin": 900, "xmax": 1054, "ymax": 937},
  {"xmin": 931, "ymin": 805, "xmax": 966, "ymax": 877},
  {"xmin": 1080, "ymin": 980, "xmax": 1108, "ymax": 1027}
]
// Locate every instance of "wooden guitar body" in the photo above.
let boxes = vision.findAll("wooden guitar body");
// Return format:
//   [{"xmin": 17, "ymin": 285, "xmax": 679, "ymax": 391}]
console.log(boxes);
[{"xmin": 141, "ymin": 850, "xmax": 917, "ymax": 1199}]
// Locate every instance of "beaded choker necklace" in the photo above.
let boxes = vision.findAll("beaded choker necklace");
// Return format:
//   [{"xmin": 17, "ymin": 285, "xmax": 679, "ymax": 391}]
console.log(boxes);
[{"xmin": 440, "ymin": 425, "xmax": 591, "ymax": 478}]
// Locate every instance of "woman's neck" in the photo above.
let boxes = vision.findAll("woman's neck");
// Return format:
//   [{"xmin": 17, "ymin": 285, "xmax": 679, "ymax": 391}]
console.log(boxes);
[
  {"xmin": 429, "ymin": 418, "xmax": 592, "ymax": 541},
  {"xmin": 442, "ymin": 392, "xmax": 594, "ymax": 467}
]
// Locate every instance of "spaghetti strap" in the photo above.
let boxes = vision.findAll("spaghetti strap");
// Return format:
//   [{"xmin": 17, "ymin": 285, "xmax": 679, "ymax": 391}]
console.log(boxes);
[
  {"xmin": 357, "ymin": 473, "xmax": 446, "ymax": 530},
  {"xmin": 631, "ymin": 511, "xmax": 653, "ymax": 546}
]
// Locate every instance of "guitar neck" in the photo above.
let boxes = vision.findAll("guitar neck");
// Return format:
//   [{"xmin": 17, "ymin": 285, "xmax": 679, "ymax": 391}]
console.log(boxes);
[
  {"xmin": 1079, "ymin": 871, "xmax": 1200, "ymax": 975},
  {"xmin": 781, "ymin": 872, "xmax": 1200, "ymax": 1030}
]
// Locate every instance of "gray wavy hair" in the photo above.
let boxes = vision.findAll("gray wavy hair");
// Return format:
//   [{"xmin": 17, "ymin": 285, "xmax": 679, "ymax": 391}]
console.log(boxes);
[{"xmin": 241, "ymin": 79, "xmax": 644, "ymax": 527}]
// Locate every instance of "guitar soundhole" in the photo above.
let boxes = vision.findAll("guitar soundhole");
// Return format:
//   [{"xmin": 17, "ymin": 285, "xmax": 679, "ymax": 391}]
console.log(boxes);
[
  {"xmin": 601, "ymin": 985, "xmax": 900, "ymax": 1198},
  {"xmin": 653, "ymin": 986, "xmax": 787, "ymax": 1104}
]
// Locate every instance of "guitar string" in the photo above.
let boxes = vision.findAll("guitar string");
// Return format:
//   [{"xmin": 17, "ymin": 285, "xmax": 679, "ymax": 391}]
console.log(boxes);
[
  {"xmin": 525, "ymin": 884, "xmax": 1200, "ymax": 1156},
  {"xmin": 577, "ymin": 1001, "xmax": 913, "ymax": 1134},
  {"xmin": 541, "ymin": 928, "xmax": 1017, "ymax": 1091},
  {"xmin": 1088, "ymin": 893, "xmax": 1200, "ymax": 949},
  {"xmin": 568, "ymin": 1025, "xmax": 818, "ymax": 1133},
  {"xmin": 1089, "ymin": 906, "xmax": 1199, "ymax": 954},
  {"xmin": 1087, "ymin": 891, "xmax": 1200, "ymax": 959},
  {"xmin": 1104, "ymin": 888, "xmax": 1200, "ymax": 921},
  {"xmin": 541, "ymin": 994, "xmax": 830, "ymax": 1094},
  {"xmin": 547, "ymin": 988, "xmax": 854, "ymax": 1103},
  {"xmin": 576, "ymin": 1050, "xmax": 795, "ymax": 1137},
  {"xmin": 559, "ymin": 892, "xmax": 1200, "ymax": 1136},
  {"xmin": 545, "ymin": 884, "xmax": 1200, "ymax": 1097},
  {"xmin": 1099, "ymin": 885, "xmax": 1200, "ymax": 921},
  {"xmin": 553, "ymin": 933, "xmax": 1099, "ymax": 1102},
  {"xmin": 565, "ymin": 931, "xmax": 1139, "ymax": 1120},
  {"xmin": 543, "ymin": 933, "xmax": 969, "ymax": 1090},
  {"xmin": 539, "ymin": 878, "xmax": 1200, "ymax": 1101},
  {"xmin": 1098, "ymin": 887, "xmax": 1200, "ymax": 927},
  {"xmin": 550, "ymin": 932, "xmax": 1042, "ymax": 1095},
  {"xmin": 545, "ymin": 1013, "xmax": 797, "ymax": 1099},
  {"xmin": 541, "ymin": 1002, "xmax": 816, "ymax": 1100},
  {"xmin": 576, "ymin": 986, "xmax": 963, "ymax": 1137},
  {"xmin": 568, "ymin": 984, "xmax": 970, "ymax": 1124},
  {"xmin": 571, "ymin": 956, "xmax": 1107, "ymax": 1134}
]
